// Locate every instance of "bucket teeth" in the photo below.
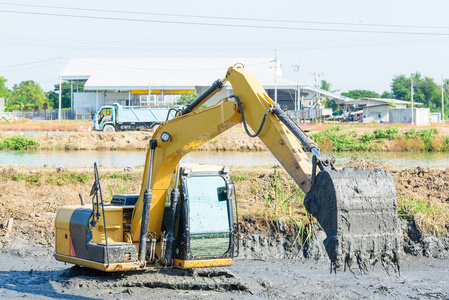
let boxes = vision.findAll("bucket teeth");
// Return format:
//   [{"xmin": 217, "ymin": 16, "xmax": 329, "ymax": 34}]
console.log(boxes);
[{"xmin": 304, "ymin": 168, "xmax": 401, "ymax": 273}]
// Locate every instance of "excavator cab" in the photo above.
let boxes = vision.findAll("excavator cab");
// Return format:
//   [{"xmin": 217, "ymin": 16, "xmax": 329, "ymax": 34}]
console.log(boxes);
[{"xmin": 167, "ymin": 165, "xmax": 235, "ymax": 268}]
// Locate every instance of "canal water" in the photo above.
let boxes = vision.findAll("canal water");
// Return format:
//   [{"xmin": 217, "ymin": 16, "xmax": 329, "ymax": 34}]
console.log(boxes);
[{"xmin": 0, "ymin": 149, "xmax": 448, "ymax": 168}]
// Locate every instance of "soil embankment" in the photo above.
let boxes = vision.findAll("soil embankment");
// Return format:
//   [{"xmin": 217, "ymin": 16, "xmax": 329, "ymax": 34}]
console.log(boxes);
[{"xmin": 1, "ymin": 122, "xmax": 449, "ymax": 152}]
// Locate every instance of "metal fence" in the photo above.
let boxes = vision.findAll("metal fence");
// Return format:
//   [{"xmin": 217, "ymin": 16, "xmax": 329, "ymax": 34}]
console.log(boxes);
[{"xmin": 1, "ymin": 109, "xmax": 93, "ymax": 121}]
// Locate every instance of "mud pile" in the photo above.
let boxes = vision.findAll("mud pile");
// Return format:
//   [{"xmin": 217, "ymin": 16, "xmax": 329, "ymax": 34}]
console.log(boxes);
[{"xmin": 391, "ymin": 166, "xmax": 449, "ymax": 204}]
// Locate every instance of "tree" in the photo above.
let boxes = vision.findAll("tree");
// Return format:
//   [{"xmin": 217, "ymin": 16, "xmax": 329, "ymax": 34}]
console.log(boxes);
[
  {"xmin": 7, "ymin": 80, "xmax": 48, "ymax": 111},
  {"xmin": 341, "ymin": 90, "xmax": 380, "ymax": 99},
  {"xmin": 0, "ymin": 76, "xmax": 11, "ymax": 101},
  {"xmin": 320, "ymin": 80, "xmax": 332, "ymax": 92},
  {"xmin": 177, "ymin": 91, "xmax": 199, "ymax": 106},
  {"xmin": 391, "ymin": 73, "xmax": 441, "ymax": 110},
  {"xmin": 381, "ymin": 91, "xmax": 393, "ymax": 98},
  {"xmin": 319, "ymin": 80, "xmax": 339, "ymax": 111},
  {"xmin": 48, "ymin": 81, "xmax": 81, "ymax": 109}
]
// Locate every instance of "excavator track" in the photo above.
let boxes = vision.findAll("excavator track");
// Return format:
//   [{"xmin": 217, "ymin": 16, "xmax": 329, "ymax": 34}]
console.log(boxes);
[{"xmin": 305, "ymin": 167, "xmax": 401, "ymax": 273}]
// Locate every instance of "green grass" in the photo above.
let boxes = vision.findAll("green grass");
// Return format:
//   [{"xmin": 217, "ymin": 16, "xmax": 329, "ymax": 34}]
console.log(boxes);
[
  {"xmin": 398, "ymin": 195, "xmax": 448, "ymax": 236},
  {"xmin": 312, "ymin": 126, "xmax": 449, "ymax": 152},
  {"xmin": 12, "ymin": 174, "xmax": 25, "ymax": 181},
  {"xmin": 47, "ymin": 172, "xmax": 91, "ymax": 186},
  {"xmin": 398, "ymin": 196, "xmax": 440, "ymax": 219},
  {"xmin": 107, "ymin": 179, "xmax": 128, "ymax": 201},
  {"xmin": 231, "ymin": 172, "xmax": 250, "ymax": 182},
  {"xmin": 26, "ymin": 172, "xmax": 43, "ymax": 184},
  {"xmin": 105, "ymin": 172, "xmax": 133, "ymax": 181}
]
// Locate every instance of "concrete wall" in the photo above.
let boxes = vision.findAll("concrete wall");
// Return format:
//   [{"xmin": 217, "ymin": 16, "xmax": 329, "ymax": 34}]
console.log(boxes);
[
  {"xmin": 389, "ymin": 108, "xmax": 430, "ymax": 126},
  {"xmin": 362, "ymin": 105, "xmax": 389, "ymax": 123},
  {"xmin": 74, "ymin": 92, "xmax": 105, "ymax": 113},
  {"xmin": 0, "ymin": 98, "xmax": 4, "ymax": 113},
  {"xmin": 430, "ymin": 112, "xmax": 441, "ymax": 123}
]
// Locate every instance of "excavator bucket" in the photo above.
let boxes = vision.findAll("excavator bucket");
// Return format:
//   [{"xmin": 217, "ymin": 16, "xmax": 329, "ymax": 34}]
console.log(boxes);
[{"xmin": 304, "ymin": 167, "xmax": 401, "ymax": 273}]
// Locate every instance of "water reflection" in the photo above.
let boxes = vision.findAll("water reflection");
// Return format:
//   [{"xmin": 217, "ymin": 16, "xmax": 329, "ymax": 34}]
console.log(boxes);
[{"xmin": 0, "ymin": 150, "xmax": 448, "ymax": 168}]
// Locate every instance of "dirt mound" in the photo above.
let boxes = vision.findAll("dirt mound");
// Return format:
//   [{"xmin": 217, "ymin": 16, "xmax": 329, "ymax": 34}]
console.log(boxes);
[{"xmin": 391, "ymin": 167, "xmax": 449, "ymax": 204}]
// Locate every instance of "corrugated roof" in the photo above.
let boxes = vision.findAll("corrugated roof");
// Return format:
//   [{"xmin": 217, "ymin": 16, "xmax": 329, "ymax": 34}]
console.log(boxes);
[
  {"xmin": 61, "ymin": 58, "xmax": 298, "ymax": 90},
  {"xmin": 300, "ymin": 85, "xmax": 352, "ymax": 101},
  {"xmin": 337, "ymin": 97, "xmax": 423, "ymax": 106}
]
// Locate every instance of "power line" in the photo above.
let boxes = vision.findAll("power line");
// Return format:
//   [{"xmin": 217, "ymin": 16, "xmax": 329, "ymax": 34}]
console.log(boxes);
[
  {"xmin": 0, "ymin": 2, "xmax": 448, "ymax": 31},
  {"xmin": 0, "ymin": 57, "xmax": 66, "ymax": 69},
  {"xmin": 1, "ymin": 9, "xmax": 449, "ymax": 36}
]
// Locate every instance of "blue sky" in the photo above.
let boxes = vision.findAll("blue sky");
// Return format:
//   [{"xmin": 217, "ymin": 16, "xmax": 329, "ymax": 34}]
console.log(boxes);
[{"xmin": 1, "ymin": 0, "xmax": 448, "ymax": 93}]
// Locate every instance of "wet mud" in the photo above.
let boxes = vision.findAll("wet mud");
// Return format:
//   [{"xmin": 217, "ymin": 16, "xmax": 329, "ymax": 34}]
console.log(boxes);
[
  {"xmin": 0, "ymin": 217, "xmax": 448, "ymax": 299},
  {"xmin": 0, "ymin": 243, "xmax": 448, "ymax": 299}
]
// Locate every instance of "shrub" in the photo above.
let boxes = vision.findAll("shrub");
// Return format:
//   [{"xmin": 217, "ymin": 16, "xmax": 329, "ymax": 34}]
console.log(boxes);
[
  {"xmin": 0, "ymin": 136, "xmax": 40, "ymax": 150},
  {"xmin": 26, "ymin": 172, "xmax": 43, "ymax": 184},
  {"xmin": 405, "ymin": 128, "xmax": 438, "ymax": 151},
  {"xmin": 361, "ymin": 132, "xmax": 375, "ymax": 143},
  {"xmin": 12, "ymin": 174, "xmax": 25, "ymax": 181},
  {"xmin": 374, "ymin": 127, "xmax": 398, "ymax": 140},
  {"xmin": 312, "ymin": 128, "xmax": 371, "ymax": 151}
]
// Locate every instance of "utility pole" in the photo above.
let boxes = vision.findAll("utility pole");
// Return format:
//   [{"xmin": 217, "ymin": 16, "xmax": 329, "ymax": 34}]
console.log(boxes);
[
  {"xmin": 273, "ymin": 51, "xmax": 278, "ymax": 104},
  {"xmin": 59, "ymin": 57, "xmax": 62, "ymax": 123},
  {"xmin": 442, "ymin": 74, "xmax": 445, "ymax": 124},
  {"xmin": 312, "ymin": 72, "xmax": 323, "ymax": 108},
  {"xmin": 293, "ymin": 63, "xmax": 300, "ymax": 111},
  {"xmin": 411, "ymin": 78, "xmax": 414, "ymax": 125},
  {"xmin": 148, "ymin": 83, "xmax": 151, "ymax": 106}
]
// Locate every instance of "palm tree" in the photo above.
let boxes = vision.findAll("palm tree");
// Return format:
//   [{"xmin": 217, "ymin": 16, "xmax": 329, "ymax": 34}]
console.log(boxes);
[{"xmin": 319, "ymin": 80, "xmax": 337, "ymax": 110}]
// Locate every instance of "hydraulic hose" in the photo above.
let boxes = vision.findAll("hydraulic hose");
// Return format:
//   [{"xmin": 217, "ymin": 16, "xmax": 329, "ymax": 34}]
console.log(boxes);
[
  {"xmin": 138, "ymin": 139, "xmax": 157, "ymax": 266},
  {"xmin": 181, "ymin": 79, "xmax": 225, "ymax": 115},
  {"xmin": 229, "ymin": 95, "xmax": 270, "ymax": 138}
]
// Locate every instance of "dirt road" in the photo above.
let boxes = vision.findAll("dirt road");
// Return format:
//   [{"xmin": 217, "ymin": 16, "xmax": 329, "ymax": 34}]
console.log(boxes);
[{"xmin": 0, "ymin": 247, "xmax": 447, "ymax": 299}]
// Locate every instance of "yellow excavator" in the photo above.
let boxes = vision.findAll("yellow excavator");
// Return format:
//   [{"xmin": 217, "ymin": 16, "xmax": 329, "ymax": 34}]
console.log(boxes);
[{"xmin": 55, "ymin": 65, "xmax": 400, "ymax": 272}]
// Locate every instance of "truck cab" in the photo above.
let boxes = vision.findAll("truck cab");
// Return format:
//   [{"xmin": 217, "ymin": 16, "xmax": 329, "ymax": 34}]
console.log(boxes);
[{"xmin": 94, "ymin": 105, "xmax": 116, "ymax": 132}]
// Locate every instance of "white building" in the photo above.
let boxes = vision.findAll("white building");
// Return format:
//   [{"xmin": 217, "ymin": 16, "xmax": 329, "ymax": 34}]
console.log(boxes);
[
  {"xmin": 61, "ymin": 58, "xmax": 300, "ymax": 114},
  {"xmin": 338, "ymin": 97, "xmax": 428, "ymax": 124}
]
